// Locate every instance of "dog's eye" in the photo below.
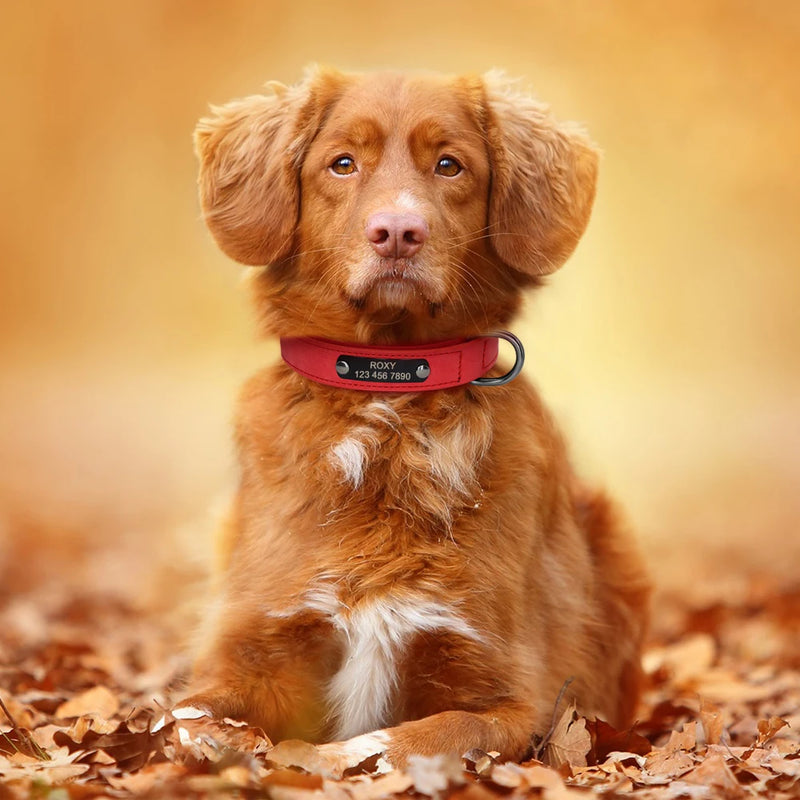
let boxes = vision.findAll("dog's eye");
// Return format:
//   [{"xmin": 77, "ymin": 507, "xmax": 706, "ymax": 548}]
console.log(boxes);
[
  {"xmin": 330, "ymin": 156, "xmax": 357, "ymax": 176},
  {"xmin": 435, "ymin": 156, "xmax": 462, "ymax": 177}
]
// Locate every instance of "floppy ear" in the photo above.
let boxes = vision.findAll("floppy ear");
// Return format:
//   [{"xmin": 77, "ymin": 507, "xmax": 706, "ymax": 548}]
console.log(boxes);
[
  {"xmin": 483, "ymin": 73, "xmax": 599, "ymax": 276},
  {"xmin": 194, "ymin": 69, "xmax": 345, "ymax": 266}
]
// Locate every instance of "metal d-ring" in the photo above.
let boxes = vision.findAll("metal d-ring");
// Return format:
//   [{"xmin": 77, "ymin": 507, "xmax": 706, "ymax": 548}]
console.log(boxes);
[{"xmin": 471, "ymin": 331, "xmax": 525, "ymax": 387}]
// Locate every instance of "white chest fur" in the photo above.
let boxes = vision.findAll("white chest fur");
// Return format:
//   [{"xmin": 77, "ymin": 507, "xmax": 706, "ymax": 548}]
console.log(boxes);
[
  {"xmin": 290, "ymin": 587, "xmax": 482, "ymax": 740},
  {"xmin": 326, "ymin": 397, "xmax": 492, "ymax": 526}
]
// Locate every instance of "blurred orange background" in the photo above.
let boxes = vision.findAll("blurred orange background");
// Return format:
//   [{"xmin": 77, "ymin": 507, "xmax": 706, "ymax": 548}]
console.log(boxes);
[{"xmin": 1, "ymin": 1, "xmax": 798, "ymax": 608}]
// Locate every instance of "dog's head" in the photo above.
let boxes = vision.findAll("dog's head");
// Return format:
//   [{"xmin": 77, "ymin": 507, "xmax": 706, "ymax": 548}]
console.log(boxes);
[{"xmin": 195, "ymin": 68, "xmax": 598, "ymax": 342}]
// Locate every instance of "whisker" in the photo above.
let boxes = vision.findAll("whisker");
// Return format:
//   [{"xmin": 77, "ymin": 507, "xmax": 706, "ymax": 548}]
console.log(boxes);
[
  {"xmin": 282, "ymin": 244, "xmax": 349, "ymax": 265},
  {"xmin": 300, "ymin": 252, "xmax": 348, "ymax": 326}
]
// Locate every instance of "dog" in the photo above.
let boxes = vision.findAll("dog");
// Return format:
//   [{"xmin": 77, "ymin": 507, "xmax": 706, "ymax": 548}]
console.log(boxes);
[{"xmin": 176, "ymin": 67, "xmax": 650, "ymax": 766}]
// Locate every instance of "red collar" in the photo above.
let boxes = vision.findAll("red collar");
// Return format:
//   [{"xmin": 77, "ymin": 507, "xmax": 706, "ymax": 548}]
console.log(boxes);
[{"xmin": 280, "ymin": 335, "xmax": 505, "ymax": 392}]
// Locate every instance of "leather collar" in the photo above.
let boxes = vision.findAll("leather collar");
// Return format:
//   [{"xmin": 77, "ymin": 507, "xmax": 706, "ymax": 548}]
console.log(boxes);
[{"xmin": 280, "ymin": 335, "xmax": 503, "ymax": 392}]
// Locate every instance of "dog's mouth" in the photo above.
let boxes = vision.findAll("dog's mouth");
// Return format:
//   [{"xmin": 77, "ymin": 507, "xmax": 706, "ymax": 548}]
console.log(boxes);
[{"xmin": 346, "ymin": 257, "xmax": 445, "ymax": 312}]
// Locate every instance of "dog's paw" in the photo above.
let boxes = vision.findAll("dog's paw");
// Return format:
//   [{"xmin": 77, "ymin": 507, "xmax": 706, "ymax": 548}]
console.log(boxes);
[{"xmin": 172, "ymin": 689, "xmax": 245, "ymax": 724}]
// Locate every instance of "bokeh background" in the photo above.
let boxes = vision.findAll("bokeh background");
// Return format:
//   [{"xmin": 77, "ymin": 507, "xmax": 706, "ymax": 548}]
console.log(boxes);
[{"xmin": 1, "ymin": 1, "xmax": 798, "ymax": 613}]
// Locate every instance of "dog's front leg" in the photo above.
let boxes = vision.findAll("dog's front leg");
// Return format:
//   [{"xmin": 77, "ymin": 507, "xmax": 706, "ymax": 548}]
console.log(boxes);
[
  {"xmin": 175, "ymin": 609, "xmax": 341, "ymax": 742},
  {"xmin": 320, "ymin": 702, "xmax": 538, "ymax": 768}
]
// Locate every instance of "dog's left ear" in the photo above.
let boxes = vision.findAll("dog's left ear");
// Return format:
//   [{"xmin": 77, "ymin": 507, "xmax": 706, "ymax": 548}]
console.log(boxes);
[{"xmin": 482, "ymin": 73, "xmax": 599, "ymax": 277}]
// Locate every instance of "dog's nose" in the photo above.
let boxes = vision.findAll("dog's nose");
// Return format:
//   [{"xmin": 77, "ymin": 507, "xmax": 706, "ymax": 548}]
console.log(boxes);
[{"xmin": 365, "ymin": 212, "xmax": 429, "ymax": 259}]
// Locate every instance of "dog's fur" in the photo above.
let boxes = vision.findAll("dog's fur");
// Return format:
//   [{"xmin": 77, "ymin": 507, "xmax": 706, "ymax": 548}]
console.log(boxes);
[{"xmin": 179, "ymin": 68, "xmax": 650, "ymax": 765}]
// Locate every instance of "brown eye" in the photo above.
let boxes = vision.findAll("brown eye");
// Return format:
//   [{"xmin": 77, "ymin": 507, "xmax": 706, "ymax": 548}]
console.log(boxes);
[
  {"xmin": 330, "ymin": 155, "xmax": 357, "ymax": 175},
  {"xmin": 435, "ymin": 156, "xmax": 462, "ymax": 177}
]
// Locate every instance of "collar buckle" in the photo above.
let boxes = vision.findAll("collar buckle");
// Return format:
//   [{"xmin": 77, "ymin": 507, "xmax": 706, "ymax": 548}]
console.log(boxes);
[{"xmin": 470, "ymin": 331, "xmax": 525, "ymax": 387}]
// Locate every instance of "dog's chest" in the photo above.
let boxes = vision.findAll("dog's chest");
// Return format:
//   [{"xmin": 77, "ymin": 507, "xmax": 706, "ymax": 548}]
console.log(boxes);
[
  {"xmin": 277, "ymin": 586, "xmax": 481, "ymax": 740},
  {"xmin": 318, "ymin": 397, "xmax": 492, "ymax": 525},
  {"xmin": 263, "ymin": 396, "xmax": 495, "ymax": 737}
]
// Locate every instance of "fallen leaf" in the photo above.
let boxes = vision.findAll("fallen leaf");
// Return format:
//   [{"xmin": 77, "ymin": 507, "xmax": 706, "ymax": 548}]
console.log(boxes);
[
  {"xmin": 600, "ymin": 751, "xmax": 647, "ymax": 769},
  {"xmin": 757, "ymin": 716, "xmax": 789, "ymax": 746},
  {"xmin": 644, "ymin": 748, "xmax": 696, "ymax": 778},
  {"xmin": 463, "ymin": 747, "xmax": 497, "ymax": 777},
  {"xmin": 33, "ymin": 761, "xmax": 91, "ymax": 783},
  {"xmin": 55, "ymin": 685, "xmax": 119, "ymax": 719},
  {"xmin": 29, "ymin": 723, "xmax": 68, "ymax": 750},
  {"xmin": 267, "ymin": 738, "xmax": 325, "ymax": 774},
  {"xmin": 262, "ymin": 768, "xmax": 325, "ymax": 790},
  {"xmin": 406, "ymin": 753, "xmax": 466, "ymax": 796},
  {"xmin": 0, "ymin": 726, "xmax": 49, "ymax": 760},
  {"xmin": 54, "ymin": 717, "xmax": 170, "ymax": 772},
  {"xmin": 104, "ymin": 761, "xmax": 187, "ymax": 793},
  {"xmin": 682, "ymin": 753, "xmax": 746, "ymax": 796},
  {"xmin": 699, "ymin": 703, "xmax": 724, "ymax": 745},
  {"xmin": 489, "ymin": 763, "xmax": 523, "ymax": 788},
  {"xmin": 666, "ymin": 721, "xmax": 698, "ymax": 752},
  {"xmin": 543, "ymin": 703, "xmax": 591, "ymax": 769},
  {"xmin": 316, "ymin": 735, "xmax": 391, "ymax": 778},
  {"xmin": 585, "ymin": 717, "xmax": 651, "ymax": 764},
  {"xmin": 219, "ymin": 764, "xmax": 255, "ymax": 787},
  {"xmin": 167, "ymin": 713, "xmax": 270, "ymax": 756},
  {"xmin": 14, "ymin": 690, "xmax": 70, "ymax": 716},
  {"xmin": 358, "ymin": 769, "xmax": 414, "ymax": 798},
  {"xmin": 64, "ymin": 713, "xmax": 120, "ymax": 742},
  {"xmin": 517, "ymin": 763, "xmax": 566, "ymax": 789},
  {"xmin": 0, "ymin": 746, "xmax": 90, "ymax": 785},
  {"xmin": 766, "ymin": 754, "xmax": 800, "ymax": 778},
  {"xmin": 635, "ymin": 700, "xmax": 696, "ymax": 740},
  {"xmin": 645, "ymin": 634, "xmax": 716, "ymax": 684},
  {"xmin": 693, "ymin": 669, "xmax": 783, "ymax": 703}
]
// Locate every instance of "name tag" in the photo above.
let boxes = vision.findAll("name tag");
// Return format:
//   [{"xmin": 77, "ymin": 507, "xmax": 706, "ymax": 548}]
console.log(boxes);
[{"xmin": 335, "ymin": 355, "xmax": 431, "ymax": 384}]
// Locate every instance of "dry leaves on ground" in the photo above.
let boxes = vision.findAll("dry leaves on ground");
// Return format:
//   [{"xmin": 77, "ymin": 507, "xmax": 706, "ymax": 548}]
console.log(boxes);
[{"xmin": 1, "ymin": 580, "xmax": 799, "ymax": 799}]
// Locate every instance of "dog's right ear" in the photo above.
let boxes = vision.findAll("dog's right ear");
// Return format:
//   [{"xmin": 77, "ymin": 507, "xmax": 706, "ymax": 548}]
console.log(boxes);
[{"xmin": 194, "ymin": 69, "xmax": 345, "ymax": 266}]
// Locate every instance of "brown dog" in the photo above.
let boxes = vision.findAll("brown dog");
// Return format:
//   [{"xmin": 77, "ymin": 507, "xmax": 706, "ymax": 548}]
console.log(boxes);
[{"xmin": 177, "ymin": 68, "xmax": 649, "ymax": 766}]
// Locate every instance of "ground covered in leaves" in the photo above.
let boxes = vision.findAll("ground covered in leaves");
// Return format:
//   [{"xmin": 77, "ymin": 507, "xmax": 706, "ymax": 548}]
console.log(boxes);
[{"xmin": 1, "ymin": 580, "xmax": 799, "ymax": 799}]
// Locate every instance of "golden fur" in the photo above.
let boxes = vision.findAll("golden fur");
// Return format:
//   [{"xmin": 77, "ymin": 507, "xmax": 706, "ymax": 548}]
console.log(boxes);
[{"xmin": 179, "ymin": 67, "xmax": 650, "ymax": 765}]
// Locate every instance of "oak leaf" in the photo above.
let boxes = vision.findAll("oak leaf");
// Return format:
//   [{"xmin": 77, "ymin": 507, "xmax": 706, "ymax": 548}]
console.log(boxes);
[
  {"xmin": 585, "ymin": 717, "xmax": 651, "ymax": 764},
  {"xmin": 53, "ymin": 717, "xmax": 170, "ymax": 772},
  {"xmin": 0, "ymin": 727, "xmax": 49, "ymax": 760},
  {"xmin": 756, "ymin": 716, "xmax": 789, "ymax": 746},
  {"xmin": 543, "ymin": 703, "xmax": 591, "ymax": 769}
]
